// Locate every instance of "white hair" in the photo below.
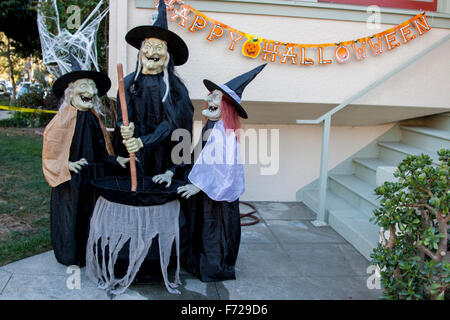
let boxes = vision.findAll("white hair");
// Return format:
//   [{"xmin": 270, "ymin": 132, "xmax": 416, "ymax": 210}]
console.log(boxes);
[
  {"xmin": 162, "ymin": 52, "xmax": 170, "ymax": 103},
  {"xmin": 59, "ymin": 83, "xmax": 104, "ymax": 115}
]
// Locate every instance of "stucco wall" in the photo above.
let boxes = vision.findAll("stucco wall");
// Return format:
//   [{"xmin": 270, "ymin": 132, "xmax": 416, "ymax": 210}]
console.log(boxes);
[
  {"xmin": 107, "ymin": 1, "xmax": 448, "ymax": 201},
  {"xmin": 237, "ymin": 123, "xmax": 394, "ymax": 201},
  {"xmin": 108, "ymin": 1, "xmax": 450, "ymax": 109}
]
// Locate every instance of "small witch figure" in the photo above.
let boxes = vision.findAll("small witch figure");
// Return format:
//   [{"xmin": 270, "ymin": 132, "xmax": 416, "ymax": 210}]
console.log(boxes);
[
  {"xmin": 42, "ymin": 55, "xmax": 127, "ymax": 267},
  {"xmin": 178, "ymin": 64, "xmax": 266, "ymax": 282}
]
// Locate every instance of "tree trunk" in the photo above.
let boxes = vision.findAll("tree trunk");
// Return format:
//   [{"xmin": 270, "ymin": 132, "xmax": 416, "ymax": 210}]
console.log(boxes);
[{"xmin": 6, "ymin": 37, "xmax": 16, "ymax": 105}]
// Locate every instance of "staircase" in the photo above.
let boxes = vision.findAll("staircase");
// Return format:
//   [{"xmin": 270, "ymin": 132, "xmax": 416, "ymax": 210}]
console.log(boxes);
[{"xmin": 300, "ymin": 112, "xmax": 450, "ymax": 260}]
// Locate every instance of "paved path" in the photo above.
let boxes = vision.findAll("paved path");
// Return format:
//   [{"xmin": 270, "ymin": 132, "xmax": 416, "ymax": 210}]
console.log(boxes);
[
  {"xmin": 0, "ymin": 202, "xmax": 382, "ymax": 300},
  {"xmin": 0, "ymin": 111, "xmax": 11, "ymax": 120}
]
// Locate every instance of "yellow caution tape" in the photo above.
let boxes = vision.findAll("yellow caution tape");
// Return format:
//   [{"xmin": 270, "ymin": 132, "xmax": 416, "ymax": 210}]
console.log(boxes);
[{"xmin": 0, "ymin": 105, "xmax": 57, "ymax": 114}]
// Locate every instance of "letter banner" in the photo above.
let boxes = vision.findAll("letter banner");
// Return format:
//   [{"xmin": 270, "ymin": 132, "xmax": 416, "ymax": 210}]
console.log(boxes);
[{"xmin": 154, "ymin": 0, "xmax": 432, "ymax": 67}]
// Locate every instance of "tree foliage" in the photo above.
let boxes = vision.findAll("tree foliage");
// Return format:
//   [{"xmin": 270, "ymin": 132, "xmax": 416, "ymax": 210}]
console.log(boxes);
[
  {"xmin": 371, "ymin": 149, "xmax": 450, "ymax": 300},
  {"xmin": 0, "ymin": 0, "xmax": 41, "ymax": 58},
  {"xmin": 0, "ymin": 33, "xmax": 25, "ymax": 82}
]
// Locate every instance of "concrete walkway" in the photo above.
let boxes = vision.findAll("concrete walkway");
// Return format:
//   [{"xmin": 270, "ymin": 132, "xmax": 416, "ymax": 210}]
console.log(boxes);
[
  {"xmin": 0, "ymin": 111, "xmax": 11, "ymax": 120},
  {"xmin": 0, "ymin": 202, "xmax": 382, "ymax": 300}
]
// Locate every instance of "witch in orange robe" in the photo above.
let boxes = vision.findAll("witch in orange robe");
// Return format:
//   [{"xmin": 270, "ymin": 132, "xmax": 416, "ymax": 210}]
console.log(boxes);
[{"xmin": 42, "ymin": 56, "xmax": 126, "ymax": 266}]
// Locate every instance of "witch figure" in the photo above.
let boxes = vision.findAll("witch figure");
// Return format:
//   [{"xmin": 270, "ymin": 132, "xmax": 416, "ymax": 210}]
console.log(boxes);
[
  {"xmin": 178, "ymin": 64, "xmax": 266, "ymax": 282},
  {"xmin": 109, "ymin": 1, "xmax": 194, "ymax": 281},
  {"xmin": 42, "ymin": 55, "xmax": 128, "ymax": 267}
]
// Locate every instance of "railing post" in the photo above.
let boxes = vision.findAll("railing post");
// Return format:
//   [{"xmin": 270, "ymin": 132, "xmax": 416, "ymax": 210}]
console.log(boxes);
[{"xmin": 312, "ymin": 115, "xmax": 331, "ymax": 227}]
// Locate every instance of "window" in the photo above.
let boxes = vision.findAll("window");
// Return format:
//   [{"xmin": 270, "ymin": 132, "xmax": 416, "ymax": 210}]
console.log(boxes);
[{"xmin": 318, "ymin": 0, "xmax": 437, "ymax": 11}]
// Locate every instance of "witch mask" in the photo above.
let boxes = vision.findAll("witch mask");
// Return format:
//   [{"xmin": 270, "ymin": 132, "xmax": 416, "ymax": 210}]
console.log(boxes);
[
  {"xmin": 70, "ymin": 78, "xmax": 98, "ymax": 111},
  {"xmin": 203, "ymin": 90, "xmax": 222, "ymax": 121},
  {"xmin": 141, "ymin": 38, "xmax": 169, "ymax": 75}
]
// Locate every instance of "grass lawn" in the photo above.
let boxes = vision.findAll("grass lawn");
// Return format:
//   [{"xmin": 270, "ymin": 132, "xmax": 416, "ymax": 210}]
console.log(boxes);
[{"xmin": 0, "ymin": 127, "xmax": 52, "ymax": 266}]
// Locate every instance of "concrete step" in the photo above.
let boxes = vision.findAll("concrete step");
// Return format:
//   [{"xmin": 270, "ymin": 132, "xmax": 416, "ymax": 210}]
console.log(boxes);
[
  {"xmin": 302, "ymin": 189, "xmax": 380, "ymax": 260},
  {"xmin": 302, "ymin": 188, "xmax": 348, "ymax": 215},
  {"xmin": 377, "ymin": 141, "xmax": 441, "ymax": 166},
  {"xmin": 400, "ymin": 126, "xmax": 450, "ymax": 153},
  {"xmin": 352, "ymin": 157, "xmax": 394, "ymax": 185},
  {"xmin": 329, "ymin": 207, "xmax": 380, "ymax": 260},
  {"xmin": 425, "ymin": 112, "xmax": 450, "ymax": 131},
  {"xmin": 328, "ymin": 174, "xmax": 379, "ymax": 218}
]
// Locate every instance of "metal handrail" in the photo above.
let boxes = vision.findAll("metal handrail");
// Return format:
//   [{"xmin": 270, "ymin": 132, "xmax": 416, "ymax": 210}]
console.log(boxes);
[{"xmin": 296, "ymin": 34, "xmax": 450, "ymax": 227}]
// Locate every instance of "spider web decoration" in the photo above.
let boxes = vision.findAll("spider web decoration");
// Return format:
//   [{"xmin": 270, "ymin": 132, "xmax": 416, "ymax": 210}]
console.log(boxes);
[{"xmin": 37, "ymin": 0, "xmax": 109, "ymax": 78}]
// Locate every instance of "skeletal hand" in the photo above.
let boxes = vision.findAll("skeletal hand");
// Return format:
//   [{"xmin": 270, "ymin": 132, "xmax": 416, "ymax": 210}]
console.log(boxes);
[
  {"xmin": 152, "ymin": 170, "xmax": 174, "ymax": 188},
  {"xmin": 120, "ymin": 122, "xmax": 135, "ymax": 140},
  {"xmin": 123, "ymin": 137, "xmax": 143, "ymax": 153},
  {"xmin": 177, "ymin": 184, "xmax": 201, "ymax": 199},
  {"xmin": 68, "ymin": 158, "xmax": 88, "ymax": 174},
  {"xmin": 116, "ymin": 156, "xmax": 130, "ymax": 168}
]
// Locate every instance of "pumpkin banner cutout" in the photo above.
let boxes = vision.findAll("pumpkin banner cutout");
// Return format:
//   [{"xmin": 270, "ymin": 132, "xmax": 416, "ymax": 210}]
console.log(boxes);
[{"xmin": 242, "ymin": 36, "xmax": 262, "ymax": 59}]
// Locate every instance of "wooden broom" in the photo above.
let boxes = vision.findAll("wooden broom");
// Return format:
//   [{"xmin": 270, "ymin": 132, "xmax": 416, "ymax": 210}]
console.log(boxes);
[{"xmin": 117, "ymin": 64, "xmax": 137, "ymax": 192}]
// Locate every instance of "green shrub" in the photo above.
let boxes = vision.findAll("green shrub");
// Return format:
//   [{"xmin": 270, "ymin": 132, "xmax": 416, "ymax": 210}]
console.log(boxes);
[
  {"xmin": 17, "ymin": 88, "xmax": 44, "ymax": 109},
  {"xmin": 8, "ymin": 111, "xmax": 54, "ymax": 128},
  {"xmin": 0, "ymin": 117, "xmax": 28, "ymax": 128},
  {"xmin": 1, "ymin": 89, "xmax": 55, "ymax": 128},
  {"xmin": 371, "ymin": 149, "xmax": 449, "ymax": 300}
]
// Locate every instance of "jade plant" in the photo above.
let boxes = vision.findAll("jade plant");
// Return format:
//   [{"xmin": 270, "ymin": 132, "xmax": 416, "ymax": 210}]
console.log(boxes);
[{"xmin": 371, "ymin": 149, "xmax": 449, "ymax": 300}]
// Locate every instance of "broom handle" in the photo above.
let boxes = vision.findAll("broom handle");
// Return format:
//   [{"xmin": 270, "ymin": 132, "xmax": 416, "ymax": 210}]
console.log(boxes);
[{"xmin": 117, "ymin": 64, "xmax": 137, "ymax": 192}]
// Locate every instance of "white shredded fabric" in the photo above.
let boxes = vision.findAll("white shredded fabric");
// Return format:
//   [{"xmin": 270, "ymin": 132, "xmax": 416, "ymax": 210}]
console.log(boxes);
[{"xmin": 86, "ymin": 197, "xmax": 181, "ymax": 296}]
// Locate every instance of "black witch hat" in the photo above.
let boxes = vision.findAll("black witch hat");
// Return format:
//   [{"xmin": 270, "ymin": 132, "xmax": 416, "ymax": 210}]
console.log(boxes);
[
  {"xmin": 125, "ymin": 1, "xmax": 189, "ymax": 66},
  {"xmin": 52, "ymin": 54, "xmax": 111, "ymax": 98},
  {"xmin": 203, "ymin": 64, "xmax": 267, "ymax": 119}
]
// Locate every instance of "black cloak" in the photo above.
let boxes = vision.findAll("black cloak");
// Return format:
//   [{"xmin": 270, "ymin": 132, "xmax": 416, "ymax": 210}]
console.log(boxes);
[
  {"xmin": 111, "ymin": 65, "xmax": 194, "ymax": 280},
  {"xmin": 185, "ymin": 120, "xmax": 242, "ymax": 282},
  {"xmin": 50, "ymin": 110, "xmax": 117, "ymax": 267}
]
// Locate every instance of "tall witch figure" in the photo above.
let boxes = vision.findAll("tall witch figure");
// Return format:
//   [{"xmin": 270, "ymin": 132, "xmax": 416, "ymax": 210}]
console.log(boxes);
[
  {"xmin": 42, "ymin": 56, "xmax": 128, "ymax": 266},
  {"xmin": 178, "ymin": 64, "xmax": 266, "ymax": 282},
  {"xmin": 110, "ymin": 1, "xmax": 194, "ymax": 281}
]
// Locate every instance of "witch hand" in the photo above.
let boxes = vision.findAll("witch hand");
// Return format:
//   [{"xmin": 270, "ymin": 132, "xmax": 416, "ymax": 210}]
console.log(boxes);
[
  {"xmin": 177, "ymin": 184, "xmax": 201, "ymax": 199},
  {"xmin": 116, "ymin": 156, "xmax": 140, "ymax": 168},
  {"xmin": 120, "ymin": 122, "xmax": 135, "ymax": 140},
  {"xmin": 152, "ymin": 170, "xmax": 174, "ymax": 188},
  {"xmin": 123, "ymin": 137, "xmax": 143, "ymax": 153},
  {"xmin": 68, "ymin": 158, "xmax": 88, "ymax": 174},
  {"xmin": 116, "ymin": 156, "xmax": 130, "ymax": 168}
]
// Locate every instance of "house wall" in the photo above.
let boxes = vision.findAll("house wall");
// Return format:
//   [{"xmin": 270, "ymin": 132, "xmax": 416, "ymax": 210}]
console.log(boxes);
[{"xmin": 107, "ymin": 0, "xmax": 449, "ymax": 201}]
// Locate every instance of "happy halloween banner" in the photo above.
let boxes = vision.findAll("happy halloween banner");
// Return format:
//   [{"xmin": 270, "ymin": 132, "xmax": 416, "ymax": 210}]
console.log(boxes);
[{"xmin": 153, "ymin": 0, "xmax": 432, "ymax": 66}]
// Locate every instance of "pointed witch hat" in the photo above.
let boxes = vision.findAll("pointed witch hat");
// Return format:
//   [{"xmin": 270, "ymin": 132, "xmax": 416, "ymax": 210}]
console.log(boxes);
[
  {"xmin": 203, "ymin": 64, "xmax": 267, "ymax": 119},
  {"xmin": 125, "ymin": 1, "xmax": 189, "ymax": 66},
  {"xmin": 52, "ymin": 53, "xmax": 111, "ymax": 98}
]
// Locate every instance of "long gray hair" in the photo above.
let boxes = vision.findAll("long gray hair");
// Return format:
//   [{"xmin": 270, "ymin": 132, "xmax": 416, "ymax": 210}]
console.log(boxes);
[{"xmin": 59, "ymin": 83, "xmax": 104, "ymax": 115}]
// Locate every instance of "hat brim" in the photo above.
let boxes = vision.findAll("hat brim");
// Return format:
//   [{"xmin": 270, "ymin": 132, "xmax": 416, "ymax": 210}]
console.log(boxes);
[
  {"xmin": 126, "ymin": 26, "xmax": 189, "ymax": 66},
  {"xmin": 53, "ymin": 71, "xmax": 111, "ymax": 99},
  {"xmin": 203, "ymin": 79, "xmax": 248, "ymax": 119}
]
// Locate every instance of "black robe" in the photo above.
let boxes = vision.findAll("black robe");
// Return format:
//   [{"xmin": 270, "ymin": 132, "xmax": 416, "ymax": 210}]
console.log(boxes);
[
  {"xmin": 111, "ymin": 72, "xmax": 193, "ymax": 280},
  {"xmin": 50, "ymin": 110, "xmax": 116, "ymax": 267},
  {"xmin": 185, "ymin": 120, "xmax": 242, "ymax": 282}
]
